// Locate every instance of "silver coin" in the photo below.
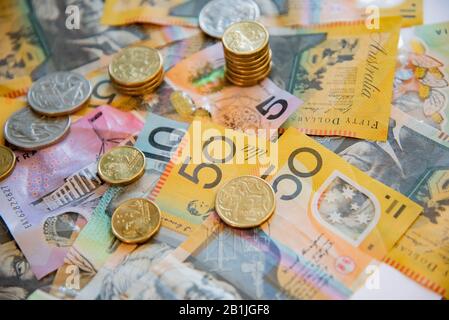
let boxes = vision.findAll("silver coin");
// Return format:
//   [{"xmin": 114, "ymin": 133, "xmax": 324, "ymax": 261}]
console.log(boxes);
[
  {"xmin": 199, "ymin": 0, "xmax": 260, "ymax": 39},
  {"xmin": 28, "ymin": 71, "xmax": 92, "ymax": 116},
  {"xmin": 4, "ymin": 107, "xmax": 71, "ymax": 151}
]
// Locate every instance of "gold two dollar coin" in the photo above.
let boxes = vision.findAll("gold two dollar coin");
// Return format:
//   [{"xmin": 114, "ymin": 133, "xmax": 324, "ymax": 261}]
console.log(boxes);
[
  {"xmin": 109, "ymin": 46, "xmax": 163, "ymax": 87},
  {"xmin": 111, "ymin": 198, "xmax": 162, "ymax": 244},
  {"xmin": 0, "ymin": 145, "xmax": 16, "ymax": 181},
  {"xmin": 215, "ymin": 175, "xmax": 275, "ymax": 228},
  {"xmin": 98, "ymin": 146, "xmax": 146, "ymax": 185}
]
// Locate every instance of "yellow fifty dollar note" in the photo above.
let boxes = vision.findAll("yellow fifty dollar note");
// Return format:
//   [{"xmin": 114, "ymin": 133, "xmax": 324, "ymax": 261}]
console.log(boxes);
[
  {"xmin": 257, "ymin": 128, "xmax": 423, "ymax": 295},
  {"xmin": 102, "ymin": 0, "xmax": 197, "ymax": 26},
  {"xmin": 276, "ymin": 18, "xmax": 401, "ymax": 141},
  {"xmin": 123, "ymin": 125, "xmax": 423, "ymax": 299},
  {"xmin": 268, "ymin": 128, "xmax": 422, "ymax": 260},
  {"xmin": 150, "ymin": 119, "xmax": 278, "ymax": 235}
]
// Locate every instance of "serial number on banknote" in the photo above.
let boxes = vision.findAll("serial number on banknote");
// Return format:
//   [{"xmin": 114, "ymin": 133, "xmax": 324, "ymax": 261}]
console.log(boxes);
[{"xmin": 0, "ymin": 186, "xmax": 31, "ymax": 229}]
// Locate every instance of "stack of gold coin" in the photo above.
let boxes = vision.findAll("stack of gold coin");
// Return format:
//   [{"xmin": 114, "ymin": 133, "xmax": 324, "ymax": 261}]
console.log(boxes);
[
  {"xmin": 109, "ymin": 46, "xmax": 164, "ymax": 96},
  {"xmin": 222, "ymin": 21, "xmax": 272, "ymax": 87}
]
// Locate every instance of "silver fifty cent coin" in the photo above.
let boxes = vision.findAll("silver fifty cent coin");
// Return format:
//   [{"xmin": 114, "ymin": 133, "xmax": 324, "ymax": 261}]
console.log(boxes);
[
  {"xmin": 4, "ymin": 107, "xmax": 71, "ymax": 151},
  {"xmin": 28, "ymin": 71, "xmax": 92, "ymax": 116},
  {"xmin": 199, "ymin": 0, "xmax": 260, "ymax": 39}
]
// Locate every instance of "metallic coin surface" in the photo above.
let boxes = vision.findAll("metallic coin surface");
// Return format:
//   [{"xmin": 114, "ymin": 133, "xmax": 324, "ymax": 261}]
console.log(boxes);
[
  {"xmin": 98, "ymin": 146, "xmax": 146, "ymax": 185},
  {"xmin": 215, "ymin": 175, "xmax": 275, "ymax": 228},
  {"xmin": 223, "ymin": 21, "xmax": 269, "ymax": 56},
  {"xmin": 226, "ymin": 62, "xmax": 272, "ymax": 80},
  {"xmin": 224, "ymin": 43, "xmax": 269, "ymax": 60},
  {"xmin": 199, "ymin": 0, "xmax": 260, "ymax": 39},
  {"xmin": 0, "ymin": 145, "xmax": 16, "ymax": 181},
  {"xmin": 226, "ymin": 63, "xmax": 272, "ymax": 86},
  {"xmin": 170, "ymin": 91, "xmax": 196, "ymax": 117},
  {"xmin": 110, "ymin": 66, "xmax": 164, "ymax": 88},
  {"xmin": 109, "ymin": 46, "xmax": 162, "ymax": 86},
  {"xmin": 111, "ymin": 69, "xmax": 164, "ymax": 96},
  {"xmin": 193, "ymin": 108, "xmax": 212, "ymax": 118},
  {"xmin": 4, "ymin": 107, "xmax": 71, "ymax": 151},
  {"xmin": 225, "ymin": 49, "xmax": 271, "ymax": 69},
  {"xmin": 111, "ymin": 198, "xmax": 161, "ymax": 244},
  {"xmin": 28, "ymin": 72, "xmax": 92, "ymax": 116}
]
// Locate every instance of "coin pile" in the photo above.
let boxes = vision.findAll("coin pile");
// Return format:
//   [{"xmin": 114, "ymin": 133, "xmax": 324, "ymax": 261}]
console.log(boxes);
[
  {"xmin": 97, "ymin": 145, "xmax": 161, "ymax": 244},
  {"xmin": 215, "ymin": 175, "xmax": 276, "ymax": 228},
  {"xmin": 109, "ymin": 46, "xmax": 164, "ymax": 96},
  {"xmin": 198, "ymin": 0, "xmax": 260, "ymax": 39},
  {"xmin": 222, "ymin": 21, "xmax": 272, "ymax": 87},
  {"xmin": 3, "ymin": 71, "xmax": 91, "ymax": 153}
]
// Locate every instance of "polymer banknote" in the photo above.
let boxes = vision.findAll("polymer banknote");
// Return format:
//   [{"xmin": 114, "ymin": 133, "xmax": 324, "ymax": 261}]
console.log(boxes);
[
  {"xmin": 46, "ymin": 114, "xmax": 189, "ymax": 298},
  {"xmin": 101, "ymin": 0, "xmax": 423, "ymax": 27},
  {"xmin": 295, "ymin": 0, "xmax": 422, "ymax": 27},
  {"xmin": 0, "ymin": 106, "xmax": 143, "ymax": 279},
  {"xmin": 85, "ymin": 33, "xmax": 216, "ymax": 121},
  {"xmin": 0, "ymin": 216, "xmax": 54, "ymax": 300},
  {"xmin": 317, "ymin": 107, "xmax": 449, "ymax": 298},
  {"xmin": 123, "ymin": 127, "xmax": 422, "ymax": 300},
  {"xmin": 102, "ymin": 0, "xmax": 303, "ymax": 27},
  {"xmin": 270, "ymin": 18, "xmax": 401, "ymax": 141},
  {"xmin": 166, "ymin": 43, "xmax": 302, "ymax": 136},
  {"xmin": 394, "ymin": 21, "xmax": 449, "ymax": 139},
  {"xmin": 0, "ymin": 0, "xmax": 197, "ymax": 98},
  {"xmin": 149, "ymin": 119, "xmax": 280, "ymax": 236}
]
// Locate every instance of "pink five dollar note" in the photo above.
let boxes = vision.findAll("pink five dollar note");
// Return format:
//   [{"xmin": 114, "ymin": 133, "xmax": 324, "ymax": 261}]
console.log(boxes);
[
  {"xmin": 0, "ymin": 105, "xmax": 143, "ymax": 279},
  {"xmin": 165, "ymin": 43, "xmax": 303, "ymax": 137}
]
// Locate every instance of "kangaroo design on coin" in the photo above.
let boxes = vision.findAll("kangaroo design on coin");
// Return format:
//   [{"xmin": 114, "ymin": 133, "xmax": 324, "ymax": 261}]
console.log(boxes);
[{"xmin": 28, "ymin": 72, "xmax": 92, "ymax": 116}]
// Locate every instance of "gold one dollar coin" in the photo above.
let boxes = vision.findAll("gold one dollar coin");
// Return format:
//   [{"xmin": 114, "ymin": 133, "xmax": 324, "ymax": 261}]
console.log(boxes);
[
  {"xmin": 111, "ymin": 198, "xmax": 161, "ymax": 244},
  {"xmin": 0, "ymin": 145, "xmax": 16, "ymax": 181},
  {"xmin": 215, "ymin": 175, "xmax": 275, "ymax": 228},
  {"xmin": 98, "ymin": 146, "xmax": 145, "ymax": 185}
]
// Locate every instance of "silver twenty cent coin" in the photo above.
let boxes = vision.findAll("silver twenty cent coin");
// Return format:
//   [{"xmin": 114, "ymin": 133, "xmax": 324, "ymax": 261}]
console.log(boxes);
[
  {"xmin": 4, "ymin": 107, "xmax": 71, "ymax": 151},
  {"xmin": 28, "ymin": 71, "xmax": 92, "ymax": 116},
  {"xmin": 199, "ymin": 0, "xmax": 260, "ymax": 39}
]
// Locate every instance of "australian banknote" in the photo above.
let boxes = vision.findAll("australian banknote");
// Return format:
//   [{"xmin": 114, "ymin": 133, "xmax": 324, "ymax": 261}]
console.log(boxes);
[
  {"xmin": 294, "ymin": 0, "xmax": 422, "ymax": 27},
  {"xmin": 101, "ymin": 0, "xmax": 304, "ymax": 27},
  {"xmin": 149, "ymin": 119, "xmax": 280, "ymax": 236},
  {"xmin": 75, "ymin": 228, "xmax": 180, "ymax": 300},
  {"xmin": 61, "ymin": 117, "xmax": 276, "ymax": 299},
  {"xmin": 394, "ymin": 21, "xmax": 449, "ymax": 139},
  {"xmin": 165, "ymin": 43, "xmax": 302, "ymax": 136},
  {"xmin": 268, "ymin": 18, "xmax": 401, "ymax": 141},
  {"xmin": 0, "ymin": 106, "xmax": 143, "ymax": 279},
  {"xmin": 0, "ymin": 216, "xmax": 54, "ymax": 300},
  {"xmin": 86, "ymin": 33, "xmax": 216, "ymax": 121},
  {"xmin": 101, "ymin": 0, "xmax": 423, "ymax": 28},
  {"xmin": 0, "ymin": 0, "xmax": 198, "ymax": 98},
  {"xmin": 123, "ymin": 127, "xmax": 422, "ymax": 300},
  {"xmin": 316, "ymin": 107, "xmax": 449, "ymax": 299},
  {"xmin": 46, "ymin": 114, "xmax": 189, "ymax": 298}
]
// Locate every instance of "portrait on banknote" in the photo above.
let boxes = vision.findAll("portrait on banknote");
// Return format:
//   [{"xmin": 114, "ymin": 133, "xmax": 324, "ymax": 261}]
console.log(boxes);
[
  {"xmin": 0, "ymin": 218, "xmax": 54, "ymax": 300},
  {"xmin": 28, "ymin": 0, "xmax": 145, "ymax": 78},
  {"xmin": 123, "ymin": 224, "xmax": 289, "ymax": 300}
]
